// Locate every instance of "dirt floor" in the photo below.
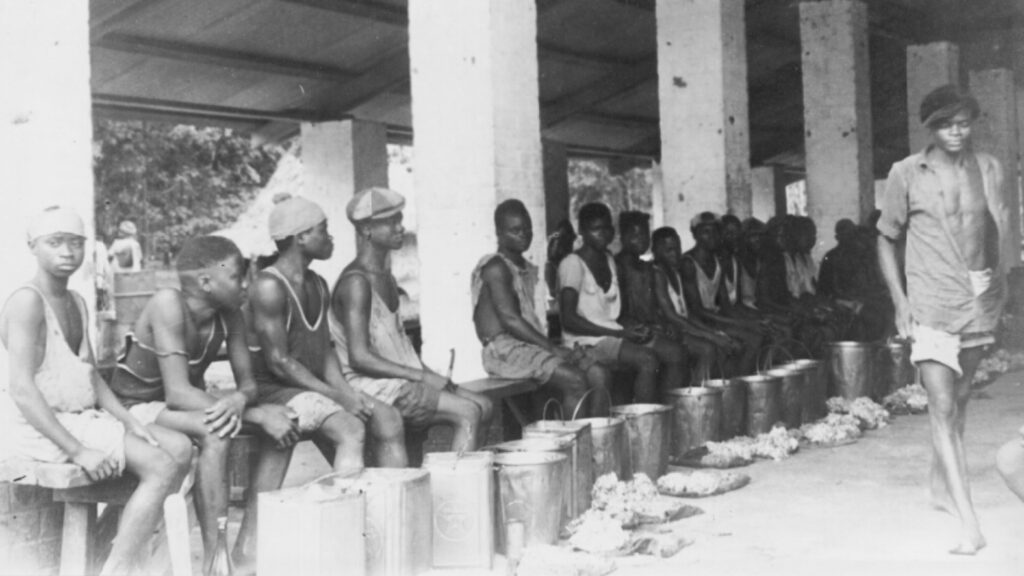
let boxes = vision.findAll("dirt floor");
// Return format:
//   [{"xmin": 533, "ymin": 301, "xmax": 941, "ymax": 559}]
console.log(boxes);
[{"xmin": 213, "ymin": 371, "xmax": 1024, "ymax": 576}]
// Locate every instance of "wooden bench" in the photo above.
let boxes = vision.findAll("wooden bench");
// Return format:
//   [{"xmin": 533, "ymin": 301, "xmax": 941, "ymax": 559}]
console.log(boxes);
[
  {"xmin": 0, "ymin": 435, "xmax": 257, "ymax": 576},
  {"xmin": 461, "ymin": 377, "xmax": 540, "ymax": 441}
]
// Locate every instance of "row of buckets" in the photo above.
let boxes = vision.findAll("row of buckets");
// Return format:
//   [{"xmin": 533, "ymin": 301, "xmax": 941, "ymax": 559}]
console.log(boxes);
[{"xmin": 257, "ymin": 339, "xmax": 914, "ymax": 576}]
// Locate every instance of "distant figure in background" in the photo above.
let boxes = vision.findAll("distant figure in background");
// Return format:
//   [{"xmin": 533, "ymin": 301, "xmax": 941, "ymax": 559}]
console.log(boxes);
[
  {"xmin": 109, "ymin": 220, "xmax": 143, "ymax": 271},
  {"xmin": 878, "ymin": 84, "xmax": 1008, "ymax": 555}
]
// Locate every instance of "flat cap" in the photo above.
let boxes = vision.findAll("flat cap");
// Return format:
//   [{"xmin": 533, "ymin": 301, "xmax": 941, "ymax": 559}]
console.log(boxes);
[
  {"xmin": 346, "ymin": 187, "xmax": 406, "ymax": 223},
  {"xmin": 689, "ymin": 211, "xmax": 721, "ymax": 231}
]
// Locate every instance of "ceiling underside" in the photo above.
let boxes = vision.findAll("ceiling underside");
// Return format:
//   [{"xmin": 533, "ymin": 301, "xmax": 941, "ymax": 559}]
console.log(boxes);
[{"xmin": 89, "ymin": 0, "xmax": 1024, "ymax": 179}]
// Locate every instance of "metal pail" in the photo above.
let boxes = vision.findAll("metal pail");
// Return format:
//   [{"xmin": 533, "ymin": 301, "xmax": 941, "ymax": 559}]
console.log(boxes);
[
  {"xmin": 490, "ymin": 439, "xmax": 574, "ymax": 522},
  {"xmin": 738, "ymin": 374, "xmax": 782, "ymax": 435},
  {"xmin": 765, "ymin": 368, "xmax": 803, "ymax": 429},
  {"xmin": 521, "ymin": 420, "xmax": 594, "ymax": 517},
  {"xmin": 827, "ymin": 341, "xmax": 878, "ymax": 400},
  {"xmin": 664, "ymin": 387, "xmax": 723, "ymax": 458},
  {"xmin": 609, "ymin": 404, "xmax": 672, "ymax": 480},
  {"xmin": 786, "ymin": 359, "xmax": 827, "ymax": 422},
  {"xmin": 572, "ymin": 417, "xmax": 627, "ymax": 480},
  {"xmin": 705, "ymin": 378, "xmax": 746, "ymax": 439},
  {"xmin": 422, "ymin": 452, "xmax": 494, "ymax": 569},
  {"xmin": 319, "ymin": 468, "xmax": 432, "ymax": 576},
  {"xmin": 877, "ymin": 340, "xmax": 914, "ymax": 396},
  {"xmin": 492, "ymin": 452, "xmax": 569, "ymax": 553}
]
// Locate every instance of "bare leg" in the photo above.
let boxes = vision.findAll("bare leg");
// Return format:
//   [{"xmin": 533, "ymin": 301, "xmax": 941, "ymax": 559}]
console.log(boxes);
[
  {"xmin": 453, "ymin": 388, "xmax": 494, "ymax": 448},
  {"xmin": 617, "ymin": 340, "xmax": 659, "ymax": 403},
  {"xmin": 366, "ymin": 399, "xmax": 407, "ymax": 467},
  {"xmin": 432, "ymin": 391, "xmax": 484, "ymax": 452},
  {"xmin": 232, "ymin": 437, "xmax": 294, "ymax": 569},
  {"xmin": 547, "ymin": 364, "xmax": 589, "ymax": 419},
  {"xmin": 930, "ymin": 347, "xmax": 984, "ymax": 514},
  {"xmin": 919, "ymin": 356, "xmax": 986, "ymax": 555},
  {"xmin": 316, "ymin": 410, "xmax": 367, "ymax": 471},
  {"xmin": 650, "ymin": 336, "xmax": 687, "ymax": 398},
  {"xmin": 155, "ymin": 410, "xmax": 233, "ymax": 566},
  {"xmin": 584, "ymin": 364, "xmax": 612, "ymax": 417},
  {"xmin": 101, "ymin": 430, "xmax": 191, "ymax": 576}
]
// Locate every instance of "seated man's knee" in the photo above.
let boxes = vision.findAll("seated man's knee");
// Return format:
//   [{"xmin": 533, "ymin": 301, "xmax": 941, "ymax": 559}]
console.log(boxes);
[
  {"xmin": 162, "ymin": 431, "xmax": 194, "ymax": 469},
  {"xmin": 324, "ymin": 411, "xmax": 367, "ymax": 445},
  {"xmin": 637, "ymin": 348, "xmax": 659, "ymax": 372},
  {"xmin": 476, "ymin": 395, "xmax": 494, "ymax": 423},
  {"xmin": 198, "ymin": 429, "xmax": 231, "ymax": 456},
  {"xmin": 373, "ymin": 406, "xmax": 405, "ymax": 444},
  {"xmin": 996, "ymin": 440, "xmax": 1024, "ymax": 478}
]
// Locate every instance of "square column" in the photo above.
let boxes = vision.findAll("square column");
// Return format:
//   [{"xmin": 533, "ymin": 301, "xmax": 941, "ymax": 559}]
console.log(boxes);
[
  {"xmin": 409, "ymin": 0, "xmax": 545, "ymax": 378},
  {"xmin": 543, "ymin": 139, "xmax": 570, "ymax": 234},
  {"xmin": 799, "ymin": 0, "xmax": 874, "ymax": 258},
  {"xmin": 750, "ymin": 166, "xmax": 784, "ymax": 222},
  {"xmin": 300, "ymin": 119, "xmax": 388, "ymax": 286},
  {"xmin": 656, "ymin": 0, "xmax": 751, "ymax": 238},
  {"xmin": 969, "ymin": 68, "xmax": 1021, "ymax": 269},
  {"xmin": 907, "ymin": 42, "xmax": 960, "ymax": 152},
  {"xmin": 0, "ymin": 1, "xmax": 95, "ymax": 325}
]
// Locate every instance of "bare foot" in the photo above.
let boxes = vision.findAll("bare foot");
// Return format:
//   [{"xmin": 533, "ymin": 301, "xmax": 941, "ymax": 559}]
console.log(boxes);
[{"xmin": 949, "ymin": 528, "xmax": 986, "ymax": 556}]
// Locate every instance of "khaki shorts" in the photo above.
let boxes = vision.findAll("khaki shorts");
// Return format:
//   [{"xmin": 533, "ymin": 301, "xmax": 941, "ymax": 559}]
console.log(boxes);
[
  {"xmin": 287, "ymin": 392, "xmax": 344, "ymax": 434},
  {"xmin": 127, "ymin": 401, "xmax": 167, "ymax": 427},
  {"xmin": 482, "ymin": 334, "xmax": 564, "ymax": 385},
  {"xmin": 910, "ymin": 323, "xmax": 994, "ymax": 377}
]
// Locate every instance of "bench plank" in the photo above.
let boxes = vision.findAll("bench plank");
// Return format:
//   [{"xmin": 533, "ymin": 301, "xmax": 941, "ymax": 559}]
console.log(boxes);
[
  {"xmin": 460, "ymin": 377, "xmax": 538, "ymax": 399},
  {"xmin": 0, "ymin": 459, "xmax": 92, "ymax": 490}
]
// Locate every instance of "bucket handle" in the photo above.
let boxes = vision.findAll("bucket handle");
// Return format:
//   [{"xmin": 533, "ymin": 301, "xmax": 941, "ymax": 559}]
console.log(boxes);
[
  {"xmin": 570, "ymin": 385, "xmax": 612, "ymax": 421},
  {"xmin": 541, "ymin": 398, "xmax": 565, "ymax": 421},
  {"xmin": 757, "ymin": 343, "xmax": 794, "ymax": 374}
]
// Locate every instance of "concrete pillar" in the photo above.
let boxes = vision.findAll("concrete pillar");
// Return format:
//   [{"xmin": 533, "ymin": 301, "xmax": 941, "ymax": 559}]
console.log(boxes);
[
  {"xmin": 907, "ymin": 43, "xmax": 961, "ymax": 152},
  {"xmin": 799, "ymin": 0, "xmax": 874, "ymax": 258},
  {"xmin": 0, "ymin": 1, "xmax": 95, "ymax": 331},
  {"xmin": 409, "ymin": 0, "xmax": 545, "ymax": 379},
  {"xmin": 300, "ymin": 119, "xmax": 388, "ymax": 285},
  {"xmin": 750, "ymin": 166, "xmax": 784, "ymax": 222},
  {"xmin": 969, "ymin": 68, "xmax": 1021, "ymax": 268},
  {"xmin": 656, "ymin": 0, "xmax": 751, "ymax": 241},
  {"xmin": 543, "ymin": 139, "xmax": 570, "ymax": 234}
]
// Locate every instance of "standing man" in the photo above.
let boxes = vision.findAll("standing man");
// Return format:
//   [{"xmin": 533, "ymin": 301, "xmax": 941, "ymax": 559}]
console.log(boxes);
[
  {"xmin": 472, "ymin": 200, "xmax": 610, "ymax": 418},
  {"xmin": 878, "ymin": 85, "xmax": 1010, "ymax": 555},
  {"xmin": 109, "ymin": 220, "xmax": 143, "ymax": 272},
  {"xmin": 331, "ymin": 188, "xmax": 492, "ymax": 463}
]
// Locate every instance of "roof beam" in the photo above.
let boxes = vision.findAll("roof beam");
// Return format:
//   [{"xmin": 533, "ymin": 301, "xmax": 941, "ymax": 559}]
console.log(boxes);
[
  {"xmin": 538, "ymin": 41, "xmax": 650, "ymax": 68},
  {"xmin": 92, "ymin": 93, "xmax": 325, "ymax": 124},
  {"xmin": 95, "ymin": 33, "xmax": 359, "ymax": 82},
  {"xmin": 312, "ymin": 48, "xmax": 411, "ymax": 116},
  {"xmin": 277, "ymin": 0, "xmax": 407, "ymax": 26},
  {"xmin": 90, "ymin": 0, "xmax": 166, "ymax": 39},
  {"xmin": 575, "ymin": 112, "xmax": 657, "ymax": 131},
  {"xmin": 541, "ymin": 58, "xmax": 657, "ymax": 127}
]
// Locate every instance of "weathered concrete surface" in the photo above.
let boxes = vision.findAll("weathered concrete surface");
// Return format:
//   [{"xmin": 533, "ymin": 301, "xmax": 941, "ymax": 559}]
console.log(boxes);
[{"xmin": 261, "ymin": 372, "xmax": 1024, "ymax": 575}]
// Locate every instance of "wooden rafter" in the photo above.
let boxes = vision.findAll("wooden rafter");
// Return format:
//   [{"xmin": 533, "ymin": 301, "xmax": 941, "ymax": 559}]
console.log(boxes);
[
  {"xmin": 92, "ymin": 93, "xmax": 324, "ymax": 123},
  {"xmin": 95, "ymin": 33, "xmax": 358, "ymax": 82},
  {"xmin": 277, "ymin": 0, "xmax": 407, "ymax": 26},
  {"xmin": 541, "ymin": 59, "xmax": 656, "ymax": 128}
]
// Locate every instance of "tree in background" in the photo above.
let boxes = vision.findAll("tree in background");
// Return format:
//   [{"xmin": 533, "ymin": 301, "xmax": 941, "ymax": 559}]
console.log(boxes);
[{"xmin": 93, "ymin": 119, "xmax": 283, "ymax": 264}]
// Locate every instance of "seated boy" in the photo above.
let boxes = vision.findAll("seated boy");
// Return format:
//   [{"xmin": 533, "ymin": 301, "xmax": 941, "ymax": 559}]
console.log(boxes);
[
  {"xmin": 2, "ymin": 207, "xmax": 191, "ymax": 575},
  {"xmin": 679, "ymin": 213, "xmax": 763, "ymax": 374},
  {"xmin": 109, "ymin": 235, "xmax": 301, "ymax": 567},
  {"xmin": 331, "ymin": 188, "xmax": 493, "ymax": 462},
  {"xmin": 615, "ymin": 212, "xmax": 705, "ymax": 385},
  {"xmin": 558, "ymin": 203, "xmax": 686, "ymax": 403},
  {"xmin": 649, "ymin": 226, "xmax": 743, "ymax": 380},
  {"xmin": 473, "ymin": 200, "xmax": 611, "ymax": 417}
]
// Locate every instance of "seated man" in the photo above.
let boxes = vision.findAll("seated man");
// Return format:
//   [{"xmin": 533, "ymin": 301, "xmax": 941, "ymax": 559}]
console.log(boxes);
[
  {"xmin": 248, "ymin": 194, "xmax": 406, "ymax": 472},
  {"xmin": 679, "ymin": 212, "xmax": 763, "ymax": 374},
  {"xmin": 558, "ymin": 203, "xmax": 686, "ymax": 403},
  {"xmin": 2, "ymin": 207, "xmax": 190, "ymax": 575},
  {"xmin": 331, "ymin": 188, "xmax": 493, "ymax": 462},
  {"xmin": 649, "ymin": 226, "xmax": 742, "ymax": 380},
  {"xmin": 615, "ymin": 212, "xmax": 702, "ymax": 385},
  {"xmin": 473, "ymin": 200, "xmax": 610, "ymax": 417},
  {"xmin": 109, "ymin": 235, "xmax": 307, "ymax": 568}
]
